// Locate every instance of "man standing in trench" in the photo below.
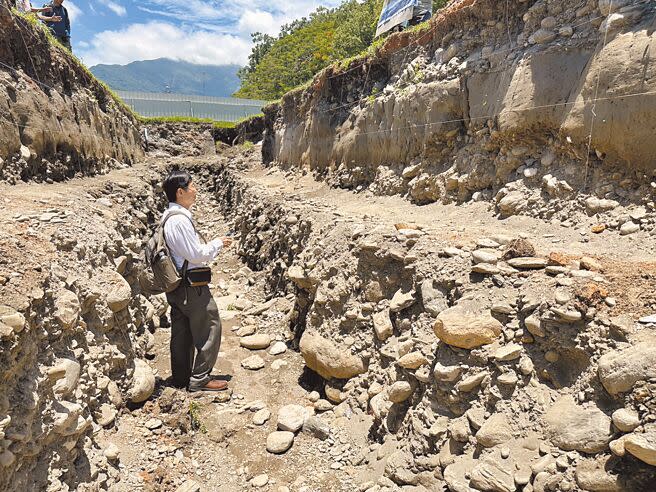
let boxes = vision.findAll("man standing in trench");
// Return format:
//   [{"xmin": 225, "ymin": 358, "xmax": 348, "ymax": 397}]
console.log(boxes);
[{"xmin": 162, "ymin": 170, "xmax": 233, "ymax": 392}]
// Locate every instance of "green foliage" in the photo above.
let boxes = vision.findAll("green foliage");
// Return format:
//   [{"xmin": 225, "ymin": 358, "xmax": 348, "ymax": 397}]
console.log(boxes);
[
  {"xmin": 138, "ymin": 116, "xmax": 247, "ymax": 130},
  {"xmin": 235, "ymin": 0, "xmax": 454, "ymax": 101},
  {"xmin": 189, "ymin": 401, "xmax": 207, "ymax": 433}
]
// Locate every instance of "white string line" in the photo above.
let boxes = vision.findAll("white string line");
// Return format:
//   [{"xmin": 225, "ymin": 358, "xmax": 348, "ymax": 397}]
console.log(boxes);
[
  {"xmin": 584, "ymin": 0, "xmax": 614, "ymax": 186},
  {"xmin": 295, "ymin": 89, "xmax": 656, "ymax": 142},
  {"xmin": 319, "ymin": 1, "xmax": 652, "ymax": 116}
]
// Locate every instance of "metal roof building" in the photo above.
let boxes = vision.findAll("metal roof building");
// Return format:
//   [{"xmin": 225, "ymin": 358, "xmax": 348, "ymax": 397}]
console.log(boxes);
[{"xmin": 116, "ymin": 91, "xmax": 267, "ymax": 122}]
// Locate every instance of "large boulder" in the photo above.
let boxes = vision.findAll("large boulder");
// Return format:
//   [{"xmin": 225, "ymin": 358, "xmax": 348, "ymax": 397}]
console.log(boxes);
[
  {"xmin": 598, "ymin": 339, "xmax": 656, "ymax": 394},
  {"xmin": 544, "ymin": 396, "xmax": 613, "ymax": 453},
  {"xmin": 433, "ymin": 307, "xmax": 503, "ymax": 349},
  {"xmin": 299, "ymin": 331, "xmax": 366, "ymax": 379}
]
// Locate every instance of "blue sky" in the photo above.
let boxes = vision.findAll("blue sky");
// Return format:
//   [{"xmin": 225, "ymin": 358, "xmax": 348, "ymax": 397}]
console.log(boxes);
[{"xmin": 64, "ymin": 0, "xmax": 342, "ymax": 67}]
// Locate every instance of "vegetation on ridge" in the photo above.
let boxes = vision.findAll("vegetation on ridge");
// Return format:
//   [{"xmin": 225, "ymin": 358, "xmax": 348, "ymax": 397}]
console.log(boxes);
[{"xmin": 235, "ymin": 0, "xmax": 451, "ymax": 101}]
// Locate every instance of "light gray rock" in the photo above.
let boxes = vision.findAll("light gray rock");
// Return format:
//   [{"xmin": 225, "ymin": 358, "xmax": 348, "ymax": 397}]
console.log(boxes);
[
  {"xmin": 266, "ymin": 431, "xmax": 294, "ymax": 454},
  {"xmin": 106, "ymin": 271, "xmax": 132, "ymax": 312},
  {"xmin": 544, "ymin": 396, "xmax": 613, "ymax": 453},
  {"xmin": 420, "ymin": 279, "xmax": 449, "ymax": 316},
  {"xmin": 624, "ymin": 425, "xmax": 656, "ymax": 465},
  {"xmin": 598, "ymin": 339, "xmax": 656, "ymax": 394},
  {"xmin": 299, "ymin": 331, "xmax": 366, "ymax": 379},
  {"xmin": 277, "ymin": 404, "xmax": 307, "ymax": 432},
  {"xmin": 302, "ymin": 416, "xmax": 330, "ymax": 440},
  {"xmin": 269, "ymin": 341, "xmax": 287, "ymax": 355},
  {"xmin": 240, "ymin": 334, "xmax": 271, "ymax": 350},
  {"xmin": 389, "ymin": 289, "xmax": 416, "ymax": 312},
  {"xmin": 53, "ymin": 290, "xmax": 80, "ymax": 329},
  {"xmin": 241, "ymin": 355, "xmax": 265, "ymax": 370},
  {"xmin": 372, "ymin": 309, "xmax": 394, "ymax": 341},
  {"xmin": 620, "ymin": 221, "xmax": 640, "ymax": 235},
  {"xmin": 388, "ymin": 381, "xmax": 413, "ymax": 403},
  {"xmin": 253, "ymin": 408, "xmax": 271, "ymax": 425},
  {"xmin": 612, "ymin": 409, "xmax": 640, "ymax": 432},
  {"xmin": 476, "ymin": 414, "xmax": 513, "ymax": 448},
  {"xmin": 129, "ymin": 359, "xmax": 155, "ymax": 403}
]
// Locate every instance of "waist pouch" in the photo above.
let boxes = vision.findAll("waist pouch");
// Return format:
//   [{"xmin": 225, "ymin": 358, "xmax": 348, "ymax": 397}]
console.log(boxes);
[{"xmin": 185, "ymin": 267, "xmax": 212, "ymax": 287}]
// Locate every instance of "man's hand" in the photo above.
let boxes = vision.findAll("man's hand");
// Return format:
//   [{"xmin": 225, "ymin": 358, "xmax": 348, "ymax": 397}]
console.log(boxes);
[
  {"xmin": 220, "ymin": 237, "xmax": 233, "ymax": 248},
  {"xmin": 50, "ymin": 15, "xmax": 62, "ymax": 21}
]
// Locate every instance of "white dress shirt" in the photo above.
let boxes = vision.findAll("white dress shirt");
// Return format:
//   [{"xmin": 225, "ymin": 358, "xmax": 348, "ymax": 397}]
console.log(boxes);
[{"xmin": 162, "ymin": 203, "xmax": 223, "ymax": 270}]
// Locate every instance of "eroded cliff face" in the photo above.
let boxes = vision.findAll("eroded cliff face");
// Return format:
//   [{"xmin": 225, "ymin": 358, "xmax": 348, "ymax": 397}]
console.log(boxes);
[
  {"xmin": 264, "ymin": 0, "xmax": 656, "ymax": 227},
  {"xmin": 0, "ymin": 3, "xmax": 143, "ymax": 183}
]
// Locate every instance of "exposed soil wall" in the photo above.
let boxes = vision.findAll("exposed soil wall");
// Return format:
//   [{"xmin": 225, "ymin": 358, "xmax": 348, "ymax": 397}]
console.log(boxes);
[
  {"xmin": 263, "ymin": 0, "xmax": 656, "ymax": 230},
  {"xmin": 0, "ymin": 4, "xmax": 143, "ymax": 183}
]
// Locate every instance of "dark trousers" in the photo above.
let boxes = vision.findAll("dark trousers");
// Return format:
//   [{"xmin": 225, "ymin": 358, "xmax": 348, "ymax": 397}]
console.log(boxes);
[
  {"xmin": 166, "ymin": 284, "xmax": 222, "ymax": 389},
  {"xmin": 54, "ymin": 34, "xmax": 72, "ymax": 51}
]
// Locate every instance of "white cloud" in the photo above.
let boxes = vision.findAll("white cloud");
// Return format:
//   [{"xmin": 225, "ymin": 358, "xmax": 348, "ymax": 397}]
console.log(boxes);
[
  {"xmin": 79, "ymin": 21, "xmax": 251, "ymax": 66},
  {"xmin": 104, "ymin": 1, "xmax": 127, "ymax": 16},
  {"xmin": 237, "ymin": 10, "xmax": 278, "ymax": 36},
  {"xmin": 66, "ymin": 0, "xmax": 82, "ymax": 22}
]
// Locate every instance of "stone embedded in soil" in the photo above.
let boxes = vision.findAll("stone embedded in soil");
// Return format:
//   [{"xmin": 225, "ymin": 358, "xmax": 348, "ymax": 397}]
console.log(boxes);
[
  {"xmin": 299, "ymin": 331, "xmax": 366, "ymax": 379},
  {"xmin": 240, "ymin": 333, "xmax": 271, "ymax": 350},
  {"xmin": 456, "ymin": 372, "xmax": 487, "ymax": 392},
  {"xmin": 277, "ymin": 404, "xmax": 307, "ymax": 432},
  {"xmin": 433, "ymin": 362, "xmax": 462, "ymax": 382},
  {"xmin": 106, "ymin": 270, "xmax": 132, "ymax": 312},
  {"xmin": 434, "ymin": 307, "xmax": 503, "ymax": 349},
  {"xmin": 269, "ymin": 341, "xmax": 287, "ymax": 355},
  {"xmin": 620, "ymin": 221, "xmax": 640, "ymax": 235},
  {"xmin": 253, "ymin": 408, "xmax": 271, "ymax": 425},
  {"xmin": 241, "ymin": 355, "xmax": 265, "ymax": 370},
  {"xmin": 472, "ymin": 263, "xmax": 500, "ymax": 275},
  {"xmin": 624, "ymin": 425, "xmax": 656, "ymax": 465},
  {"xmin": 145, "ymin": 418, "xmax": 163, "ymax": 430},
  {"xmin": 314, "ymin": 399, "xmax": 333, "ymax": 412},
  {"xmin": 544, "ymin": 395, "xmax": 613, "ymax": 453},
  {"xmin": 302, "ymin": 415, "xmax": 330, "ymax": 440},
  {"xmin": 388, "ymin": 381, "xmax": 413, "ymax": 403},
  {"xmin": 575, "ymin": 456, "xmax": 623, "ymax": 492},
  {"xmin": 494, "ymin": 343, "xmax": 523, "ymax": 361},
  {"xmin": 470, "ymin": 458, "xmax": 515, "ymax": 492},
  {"xmin": 103, "ymin": 443, "xmax": 120, "ymax": 461},
  {"xmin": 507, "ymin": 257, "xmax": 547, "ymax": 269},
  {"xmin": 612, "ymin": 408, "xmax": 640, "ymax": 432},
  {"xmin": 175, "ymin": 480, "xmax": 201, "ymax": 492},
  {"xmin": 598, "ymin": 339, "xmax": 656, "ymax": 394},
  {"xmin": 476, "ymin": 414, "xmax": 513, "ymax": 448},
  {"xmin": 372, "ymin": 309, "xmax": 394, "ymax": 341},
  {"xmin": 266, "ymin": 431, "xmax": 295, "ymax": 454},
  {"xmin": 251, "ymin": 473, "xmax": 269, "ymax": 487},
  {"xmin": 128, "ymin": 359, "xmax": 155, "ymax": 403},
  {"xmin": 524, "ymin": 313, "xmax": 545, "ymax": 337},
  {"xmin": 389, "ymin": 289, "xmax": 416, "ymax": 312},
  {"xmin": 53, "ymin": 290, "xmax": 80, "ymax": 329},
  {"xmin": 397, "ymin": 352, "xmax": 428, "ymax": 369},
  {"xmin": 472, "ymin": 249, "xmax": 499, "ymax": 265}
]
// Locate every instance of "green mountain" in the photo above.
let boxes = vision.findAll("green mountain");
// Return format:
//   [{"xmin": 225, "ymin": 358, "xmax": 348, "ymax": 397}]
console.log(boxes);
[{"xmin": 89, "ymin": 58, "xmax": 241, "ymax": 97}]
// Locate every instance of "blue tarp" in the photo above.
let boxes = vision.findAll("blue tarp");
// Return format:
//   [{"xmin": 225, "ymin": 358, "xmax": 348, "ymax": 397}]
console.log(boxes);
[{"xmin": 375, "ymin": 0, "xmax": 418, "ymax": 37}]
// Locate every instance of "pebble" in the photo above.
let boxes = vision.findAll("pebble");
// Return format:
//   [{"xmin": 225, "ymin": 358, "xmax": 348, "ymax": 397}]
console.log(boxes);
[
  {"xmin": 266, "ymin": 431, "xmax": 295, "ymax": 454},
  {"xmin": 251, "ymin": 474, "xmax": 269, "ymax": 487},
  {"xmin": 145, "ymin": 418, "xmax": 163, "ymax": 430},
  {"xmin": 253, "ymin": 409, "xmax": 271, "ymax": 425},
  {"xmin": 620, "ymin": 221, "xmax": 640, "ymax": 235},
  {"xmin": 103, "ymin": 444, "xmax": 120, "ymax": 461},
  {"xmin": 269, "ymin": 341, "xmax": 287, "ymax": 355}
]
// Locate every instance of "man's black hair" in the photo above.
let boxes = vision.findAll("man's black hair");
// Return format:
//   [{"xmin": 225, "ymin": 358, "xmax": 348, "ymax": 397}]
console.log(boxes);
[{"xmin": 163, "ymin": 170, "xmax": 192, "ymax": 203}]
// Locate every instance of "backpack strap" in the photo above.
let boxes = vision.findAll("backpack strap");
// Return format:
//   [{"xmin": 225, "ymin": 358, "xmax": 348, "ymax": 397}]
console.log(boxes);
[{"xmin": 161, "ymin": 210, "xmax": 209, "ymax": 244}]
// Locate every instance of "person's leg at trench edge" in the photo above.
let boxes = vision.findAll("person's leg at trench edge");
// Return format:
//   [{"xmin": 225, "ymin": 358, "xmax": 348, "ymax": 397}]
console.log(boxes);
[{"xmin": 172, "ymin": 284, "xmax": 225, "ymax": 392}]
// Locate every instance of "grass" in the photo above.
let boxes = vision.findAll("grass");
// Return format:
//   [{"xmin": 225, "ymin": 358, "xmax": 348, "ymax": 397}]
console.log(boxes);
[
  {"xmin": 139, "ymin": 113, "xmax": 264, "ymax": 129},
  {"xmin": 13, "ymin": 10, "xmax": 137, "ymax": 118},
  {"xmin": 189, "ymin": 401, "xmax": 207, "ymax": 433}
]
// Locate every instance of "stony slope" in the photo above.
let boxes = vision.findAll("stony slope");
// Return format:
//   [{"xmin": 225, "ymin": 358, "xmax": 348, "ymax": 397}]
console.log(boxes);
[{"xmin": 0, "ymin": 2, "xmax": 143, "ymax": 183}]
